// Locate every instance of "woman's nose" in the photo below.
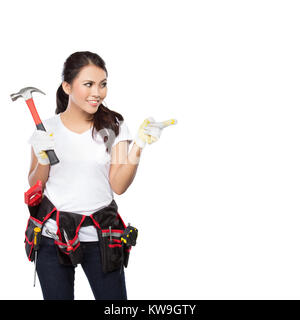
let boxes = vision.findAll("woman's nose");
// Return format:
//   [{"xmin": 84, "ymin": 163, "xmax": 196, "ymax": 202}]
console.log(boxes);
[{"xmin": 91, "ymin": 86, "xmax": 105, "ymax": 97}]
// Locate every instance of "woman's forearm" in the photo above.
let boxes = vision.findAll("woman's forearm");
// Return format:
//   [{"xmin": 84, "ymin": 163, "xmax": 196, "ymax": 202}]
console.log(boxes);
[
  {"xmin": 28, "ymin": 163, "xmax": 50, "ymax": 190},
  {"xmin": 112, "ymin": 142, "xmax": 143, "ymax": 194}
]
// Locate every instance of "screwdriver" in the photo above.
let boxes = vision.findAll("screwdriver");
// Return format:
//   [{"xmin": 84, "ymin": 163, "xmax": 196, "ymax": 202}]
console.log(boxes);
[
  {"xmin": 33, "ymin": 226, "xmax": 41, "ymax": 287},
  {"xmin": 109, "ymin": 226, "xmax": 112, "ymax": 242}
]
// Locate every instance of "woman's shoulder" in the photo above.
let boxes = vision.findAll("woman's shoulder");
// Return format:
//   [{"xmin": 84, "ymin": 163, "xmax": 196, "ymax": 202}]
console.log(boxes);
[
  {"xmin": 42, "ymin": 113, "xmax": 60, "ymax": 130},
  {"xmin": 111, "ymin": 118, "xmax": 133, "ymax": 146}
]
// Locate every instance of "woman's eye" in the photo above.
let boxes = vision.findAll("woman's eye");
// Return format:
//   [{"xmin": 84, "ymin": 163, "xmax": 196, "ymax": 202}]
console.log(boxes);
[{"xmin": 85, "ymin": 82, "xmax": 107, "ymax": 87}]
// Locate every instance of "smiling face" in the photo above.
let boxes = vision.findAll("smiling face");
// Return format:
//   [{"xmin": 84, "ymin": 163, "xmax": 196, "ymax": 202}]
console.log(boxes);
[{"xmin": 62, "ymin": 64, "xmax": 108, "ymax": 117}]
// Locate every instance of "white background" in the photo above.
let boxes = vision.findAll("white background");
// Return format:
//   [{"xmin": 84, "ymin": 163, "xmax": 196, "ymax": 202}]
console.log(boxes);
[{"xmin": 0, "ymin": 0, "xmax": 300, "ymax": 300}]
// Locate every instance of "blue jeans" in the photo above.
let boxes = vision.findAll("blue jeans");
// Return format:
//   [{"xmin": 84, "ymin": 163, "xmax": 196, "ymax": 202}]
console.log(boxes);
[{"xmin": 36, "ymin": 236, "xmax": 127, "ymax": 300}]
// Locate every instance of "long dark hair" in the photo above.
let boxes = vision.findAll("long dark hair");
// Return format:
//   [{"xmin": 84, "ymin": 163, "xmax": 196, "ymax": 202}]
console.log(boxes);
[{"xmin": 56, "ymin": 51, "xmax": 123, "ymax": 152}]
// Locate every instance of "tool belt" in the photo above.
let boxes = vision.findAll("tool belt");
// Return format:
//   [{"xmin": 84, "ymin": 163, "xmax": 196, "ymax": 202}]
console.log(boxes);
[{"xmin": 24, "ymin": 195, "xmax": 132, "ymax": 273}]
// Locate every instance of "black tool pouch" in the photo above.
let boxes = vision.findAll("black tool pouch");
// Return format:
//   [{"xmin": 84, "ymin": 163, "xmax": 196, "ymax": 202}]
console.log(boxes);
[
  {"xmin": 123, "ymin": 245, "xmax": 131, "ymax": 268},
  {"xmin": 55, "ymin": 238, "xmax": 83, "ymax": 266},
  {"xmin": 54, "ymin": 210, "xmax": 85, "ymax": 266},
  {"xmin": 91, "ymin": 200, "xmax": 132, "ymax": 273},
  {"xmin": 24, "ymin": 200, "xmax": 52, "ymax": 262},
  {"xmin": 96, "ymin": 228, "xmax": 130, "ymax": 273},
  {"xmin": 24, "ymin": 216, "xmax": 42, "ymax": 261}
]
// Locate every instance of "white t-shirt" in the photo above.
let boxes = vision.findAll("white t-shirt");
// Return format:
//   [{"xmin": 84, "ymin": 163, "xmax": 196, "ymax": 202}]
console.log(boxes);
[{"xmin": 34, "ymin": 113, "xmax": 132, "ymax": 241}]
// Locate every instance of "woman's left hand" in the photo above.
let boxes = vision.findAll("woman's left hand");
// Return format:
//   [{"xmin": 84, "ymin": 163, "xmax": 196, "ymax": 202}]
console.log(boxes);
[{"xmin": 144, "ymin": 118, "xmax": 177, "ymax": 144}]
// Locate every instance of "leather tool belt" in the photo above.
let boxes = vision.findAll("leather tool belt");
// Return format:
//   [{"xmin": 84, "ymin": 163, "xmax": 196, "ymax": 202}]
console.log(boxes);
[{"xmin": 24, "ymin": 195, "xmax": 132, "ymax": 273}]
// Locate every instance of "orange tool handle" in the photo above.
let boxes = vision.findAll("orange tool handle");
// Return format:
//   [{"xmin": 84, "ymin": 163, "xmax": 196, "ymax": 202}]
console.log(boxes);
[{"xmin": 25, "ymin": 98, "xmax": 59, "ymax": 165}]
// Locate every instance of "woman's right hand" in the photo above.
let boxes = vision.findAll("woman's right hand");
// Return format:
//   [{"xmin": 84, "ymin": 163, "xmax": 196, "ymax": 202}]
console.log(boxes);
[{"xmin": 28, "ymin": 130, "xmax": 55, "ymax": 165}]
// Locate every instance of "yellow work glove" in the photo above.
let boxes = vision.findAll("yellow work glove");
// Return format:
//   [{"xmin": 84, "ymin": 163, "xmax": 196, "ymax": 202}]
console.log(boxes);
[
  {"xmin": 28, "ymin": 130, "xmax": 55, "ymax": 165},
  {"xmin": 144, "ymin": 118, "xmax": 177, "ymax": 144},
  {"xmin": 134, "ymin": 117, "xmax": 154, "ymax": 149},
  {"xmin": 134, "ymin": 117, "xmax": 177, "ymax": 149}
]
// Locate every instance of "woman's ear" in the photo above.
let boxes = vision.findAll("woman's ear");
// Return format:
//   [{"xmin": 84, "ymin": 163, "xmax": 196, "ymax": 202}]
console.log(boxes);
[{"xmin": 62, "ymin": 81, "xmax": 71, "ymax": 95}]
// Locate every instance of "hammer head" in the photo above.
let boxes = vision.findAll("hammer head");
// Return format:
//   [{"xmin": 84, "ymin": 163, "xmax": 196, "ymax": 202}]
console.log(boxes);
[{"xmin": 10, "ymin": 86, "xmax": 45, "ymax": 102}]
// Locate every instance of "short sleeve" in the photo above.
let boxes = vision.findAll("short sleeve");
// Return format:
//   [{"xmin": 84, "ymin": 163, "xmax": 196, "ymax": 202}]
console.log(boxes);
[{"xmin": 112, "ymin": 121, "xmax": 133, "ymax": 148}]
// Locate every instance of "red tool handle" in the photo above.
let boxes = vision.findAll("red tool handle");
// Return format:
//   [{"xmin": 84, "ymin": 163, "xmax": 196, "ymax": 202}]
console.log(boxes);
[
  {"xmin": 24, "ymin": 180, "xmax": 43, "ymax": 206},
  {"xmin": 25, "ymin": 98, "xmax": 42, "ymax": 125},
  {"xmin": 26, "ymin": 98, "xmax": 59, "ymax": 165}
]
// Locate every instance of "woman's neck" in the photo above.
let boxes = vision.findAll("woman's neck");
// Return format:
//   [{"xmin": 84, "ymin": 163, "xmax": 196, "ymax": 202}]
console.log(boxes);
[{"xmin": 62, "ymin": 103, "xmax": 92, "ymax": 125}]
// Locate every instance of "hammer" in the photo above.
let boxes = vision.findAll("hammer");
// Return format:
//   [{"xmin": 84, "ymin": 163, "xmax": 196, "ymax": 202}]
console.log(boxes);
[{"xmin": 10, "ymin": 86, "xmax": 59, "ymax": 165}]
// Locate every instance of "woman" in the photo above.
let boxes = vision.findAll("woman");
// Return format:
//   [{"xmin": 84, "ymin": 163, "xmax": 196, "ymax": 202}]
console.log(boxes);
[{"xmin": 27, "ymin": 51, "xmax": 175, "ymax": 300}]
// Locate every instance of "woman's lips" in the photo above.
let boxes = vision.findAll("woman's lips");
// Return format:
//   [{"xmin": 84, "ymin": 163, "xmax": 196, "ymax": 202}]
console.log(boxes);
[{"xmin": 87, "ymin": 100, "xmax": 100, "ymax": 106}]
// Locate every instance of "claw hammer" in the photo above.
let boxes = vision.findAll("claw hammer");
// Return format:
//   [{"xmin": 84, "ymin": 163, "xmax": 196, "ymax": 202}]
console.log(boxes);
[{"xmin": 10, "ymin": 86, "xmax": 59, "ymax": 165}]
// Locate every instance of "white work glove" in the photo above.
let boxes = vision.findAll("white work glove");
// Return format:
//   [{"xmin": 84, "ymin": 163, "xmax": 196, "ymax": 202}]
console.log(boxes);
[
  {"xmin": 28, "ymin": 130, "xmax": 55, "ymax": 165},
  {"xmin": 134, "ymin": 117, "xmax": 177, "ymax": 149}
]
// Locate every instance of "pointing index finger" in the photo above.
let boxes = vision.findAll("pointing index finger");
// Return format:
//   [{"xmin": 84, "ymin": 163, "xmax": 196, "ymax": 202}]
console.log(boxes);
[{"xmin": 146, "ymin": 118, "xmax": 178, "ymax": 129}]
